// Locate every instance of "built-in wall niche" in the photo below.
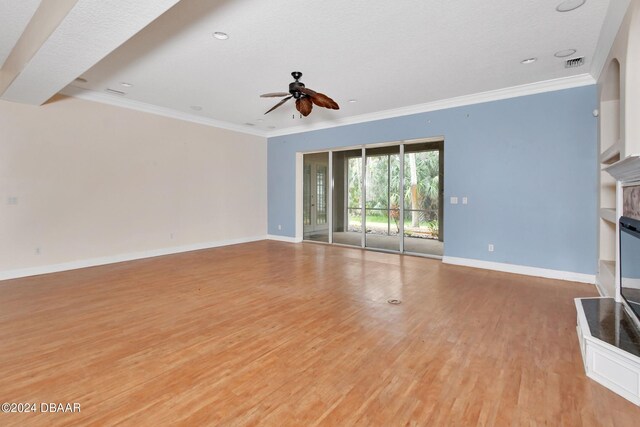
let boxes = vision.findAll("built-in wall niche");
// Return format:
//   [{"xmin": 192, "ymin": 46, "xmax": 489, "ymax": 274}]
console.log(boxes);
[
  {"xmin": 600, "ymin": 59, "xmax": 622, "ymax": 163},
  {"xmin": 600, "ymin": 173, "xmax": 617, "ymax": 209},
  {"xmin": 597, "ymin": 57, "xmax": 623, "ymax": 298}
]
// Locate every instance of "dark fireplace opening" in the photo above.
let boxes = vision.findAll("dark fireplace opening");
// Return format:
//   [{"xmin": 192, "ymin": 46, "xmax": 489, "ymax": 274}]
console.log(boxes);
[{"xmin": 620, "ymin": 215, "xmax": 640, "ymax": 322}]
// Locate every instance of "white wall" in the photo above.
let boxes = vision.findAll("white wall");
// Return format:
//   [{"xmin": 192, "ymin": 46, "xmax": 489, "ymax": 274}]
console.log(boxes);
[{"xmin": 0, "ymin": 95, "xmax": 267, "ymax": 278}]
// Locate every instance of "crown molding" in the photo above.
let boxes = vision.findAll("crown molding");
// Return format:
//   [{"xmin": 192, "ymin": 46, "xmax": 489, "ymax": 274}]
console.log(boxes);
[
  {"xmin": 266, "ymin": 74, "xmax": 596, "ymax": 138},
  {"xmin": 59, "ymin": 86, "xmax": 269, "ymax": 137},
  {"xmin": 590, "ymin": 0, "xmax": 631, "ymax": 81},
  {"xmin": 61, "ymin": 73, "xmax": 595, "ymax": 140}
]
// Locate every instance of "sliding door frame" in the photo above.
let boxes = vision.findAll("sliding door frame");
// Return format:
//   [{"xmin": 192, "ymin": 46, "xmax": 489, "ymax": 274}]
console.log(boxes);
[
  {"xmin": 361, "ymin": 147, "xmax": 366, "ymax": 248},
  {"xmin": 399, "ymin": 143, "xmax": 405, "ymax": 253},
  {"xmin": 296, "ymin": 136, "xmax": 444, "ymax": 258},
  {"xmin": 328, "ymin": 151, "xmax": 333, "ymax": 244}
]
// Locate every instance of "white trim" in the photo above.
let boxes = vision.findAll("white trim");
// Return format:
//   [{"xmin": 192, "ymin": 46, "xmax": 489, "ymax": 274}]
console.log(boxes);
[
  {"xmin": 60, "ymin": 86, "xmax": 268, "ymax": 137},
  {"xmin": 605, "ymin": 155, "xmax": 640, "ymax": 182},
  {"xmin": 267, "ymin": 234, "xmax": 302, "ymax": 243},
  {"xmin": 594, "ymin": 278, "xmax": 607, "ymax": 297},
  {"xmin": 586, "ymin": 342, "xmax": 640, "ymax": 406},
  {"xmin": 295, "ymin": 153, "xmax": 304, "ymax": 242},
  {"xmin": 0, "ymin": 235, "xmax": 267, "ymax": 281},
  {"xmin": 616, "ymin": 180, "xmax": 623, "ymax": 302},
  {"xmin": 443, "ymin": 256, "xmax": 596, "ymax": 284},
  {"xmin": 328, "ymin": 151, "xmax": 333, "ymax": 244},
  {"xmin": 360, "ymin": 148, "xmax": 366, "ymax": 248},
  {"xmin": 297, "ymin": 137, "xmax": 445, "ymax": 155},
  {"xmin": 267, "ymin": 74, "xmax": 595, "ymax": 137},
  {"xmin": 399, "ymin": 143, "xmax": 405, "ymax": 254},
  {"xmin": 62, "ymin": 75, "xmax": 595, "ymax": 139}
]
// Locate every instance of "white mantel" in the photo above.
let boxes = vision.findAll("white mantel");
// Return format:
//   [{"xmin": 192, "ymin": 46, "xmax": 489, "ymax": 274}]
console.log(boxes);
[{"xmin": 605, "ymin": 155, "xmax": 640, "ymax": 182}]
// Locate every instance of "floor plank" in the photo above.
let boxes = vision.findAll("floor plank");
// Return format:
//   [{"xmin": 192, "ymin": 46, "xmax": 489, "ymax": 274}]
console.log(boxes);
[{"xmin": 0, "ymin": 241, "xmax": 638, "ymax": 426}]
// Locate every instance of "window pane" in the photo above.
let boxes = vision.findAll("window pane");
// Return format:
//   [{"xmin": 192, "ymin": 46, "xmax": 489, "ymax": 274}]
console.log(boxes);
[
  {"xmin": 403, "ymin": 146, "xmax": 443, "ymax": 256},
  {"xmin": 365, "ymin": 146, "xmax": 400, "ymax": 251},
  {"xmin": 332, "ymin": 150, "xmax": 363, "ymax": 247},
  {"xmin": 303, "ymin": 164, "xmax": 311, "ymax": 226},
  {"xmin": 316, "ymin": 165, "xmax": 327, "ymax": 225},
  {"xmin": 303, "ymin": 153, "xmax": 329, "ymax": 242}
]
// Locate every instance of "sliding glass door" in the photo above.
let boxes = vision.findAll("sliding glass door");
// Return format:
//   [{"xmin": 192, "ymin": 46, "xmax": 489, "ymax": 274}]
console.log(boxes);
[
  {"xmin": 303, "ymin": 152, "xmax": 329, "ymax": 243},
  {"xmin": 365, "ymin": 146, "xmax": 401, "ymax": 252},
  {"xmin": 332, "ymin": 149, "xmax": 363, "ymax": 247},
  {"xmin": 303, "ymin": 140, "xmax": 444, "ymax": 258},
  {"xmin": 403, "ymin": 142, "xmax": 443, "ymax": 256}
]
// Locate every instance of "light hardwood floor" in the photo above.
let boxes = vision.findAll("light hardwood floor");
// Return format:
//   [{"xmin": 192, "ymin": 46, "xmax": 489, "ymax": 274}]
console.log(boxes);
[{"xmin": 1, "ymin": 241, "xmax": 639, "ymax": 426}]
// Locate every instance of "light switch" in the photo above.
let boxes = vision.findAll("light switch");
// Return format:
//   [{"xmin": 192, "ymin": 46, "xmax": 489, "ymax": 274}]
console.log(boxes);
[
  {"xmin": 462, "ymin": 197, "xmax": 468, "ymax": 205},
  {"xmin": 450, "ymin": 197, "xmax": 458, "ymax": 204}
]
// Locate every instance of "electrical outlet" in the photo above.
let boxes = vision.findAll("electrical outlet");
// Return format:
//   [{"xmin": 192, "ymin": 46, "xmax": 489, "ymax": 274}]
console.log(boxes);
[
  {"xmin": 170, "ymin": 233, "xmax": 174, "ymax": 239},
  {"xmin": 488, "ymin": 244, "xmax": 494, "ymax": 252},
  {"xmin": 35, "ymin": 247, "xmax": 41, "ymax": 255},
  {"xmin": 462, "ymin": 197, "xmax": 468, "ymax": 205},
  {"xmin": 278, "ymin": 224, "xmax": 282, "ymax": 230},
  {"xmin": 450, "ymin": 197, "xmax": 458, "ymax": 205}
]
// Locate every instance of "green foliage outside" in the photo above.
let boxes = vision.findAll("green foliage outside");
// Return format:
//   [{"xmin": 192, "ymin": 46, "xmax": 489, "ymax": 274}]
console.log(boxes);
[{"xmin": 347, "ymin": 151, "xmax": 440, "ymax": 238}]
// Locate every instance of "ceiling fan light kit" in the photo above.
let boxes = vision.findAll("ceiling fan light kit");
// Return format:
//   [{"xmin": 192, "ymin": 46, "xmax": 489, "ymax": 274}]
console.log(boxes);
[{"xmin": 260, "ymin": 72, "xmax": 339, "ymax": 117}]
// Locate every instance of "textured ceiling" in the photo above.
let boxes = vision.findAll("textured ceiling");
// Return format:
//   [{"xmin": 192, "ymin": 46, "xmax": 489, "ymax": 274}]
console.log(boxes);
[
  {"xmin": 50, "ymin": 1, "xmax": 616, "ymax": 133},
  {"xmin": 70, "ymin": 0, "xmax": 612, "ymax": 134},
  {"xmin": 2, "ymin": 0, "xmax": 182, "ymax": 105},
  {"xmin": 0, "ymin": 0, "xmax": 40, "ymax": 67}
]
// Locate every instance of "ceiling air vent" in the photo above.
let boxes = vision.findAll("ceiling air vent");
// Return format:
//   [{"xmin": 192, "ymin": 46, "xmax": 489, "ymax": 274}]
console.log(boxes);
[
  {"xmin": 565, "ymin": 57, "xmax": 585, "ymax": 68},
  {"xmin": 105, "ymin": 88, "xmax": 126, "ymax": 96}
]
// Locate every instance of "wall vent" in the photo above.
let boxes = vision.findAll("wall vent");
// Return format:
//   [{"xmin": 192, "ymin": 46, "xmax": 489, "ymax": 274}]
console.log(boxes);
[
  {"xmin": 105, "ymin": 88, "xmax": 126, "ymax": 96},
  {"xmin": 565, "ymin": 57, "xmax": 585, "ymax": 68}
]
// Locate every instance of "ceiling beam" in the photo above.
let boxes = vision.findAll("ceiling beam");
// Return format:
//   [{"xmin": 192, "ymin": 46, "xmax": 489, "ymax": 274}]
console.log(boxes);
[
  {"xmin": 1, "ymin": 0, "xmax": 182, "ymax": 105},
  {"xmin": 0, "ymin": 0, "xmax": 79, "ymax": 97},
  {"xmin": 0, "ymin": 0, "xmax": 42, "ymax": 68}
]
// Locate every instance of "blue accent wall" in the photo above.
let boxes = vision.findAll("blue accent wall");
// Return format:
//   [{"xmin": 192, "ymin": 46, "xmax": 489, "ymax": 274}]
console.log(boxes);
[{"xmin": 268, "ymin": 86, "xmax": 598, "ymax": 275}]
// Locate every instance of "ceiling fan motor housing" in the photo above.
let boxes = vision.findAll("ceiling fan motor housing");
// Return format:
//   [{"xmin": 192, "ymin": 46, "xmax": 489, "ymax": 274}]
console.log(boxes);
[
  {"xmin": 261, "ymin": 71, "xmax": 338, "ymax": 115},
  {"xmin": 289, "ymin": 81, "xmax": 305, "ymax": 99},
  {"xmin": 290, "ymin": 71, "xmax": 305, "ymax": 99}
]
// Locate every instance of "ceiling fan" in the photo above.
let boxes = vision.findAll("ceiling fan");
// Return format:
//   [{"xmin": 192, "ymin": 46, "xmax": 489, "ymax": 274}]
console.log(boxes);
[{"xmin": 260, "ymin": 71, "xmax": 339, "ymax": 117}]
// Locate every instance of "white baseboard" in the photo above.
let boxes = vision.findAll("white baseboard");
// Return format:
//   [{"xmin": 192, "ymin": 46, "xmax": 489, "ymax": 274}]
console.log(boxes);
[
  {"xmin": 267, "ymin": 234, "xmax": 303, "ymax": 243},
  {"xmin": 442, "ymin": 256, "xmax": 596, "ymax": 284},
  {"xmin": 594, "ymin": 279, "xmax": 607, "ymax": 297},
  {"xmin": 0, "ymin": 235, "xmax": 267, "ymax": 281}
]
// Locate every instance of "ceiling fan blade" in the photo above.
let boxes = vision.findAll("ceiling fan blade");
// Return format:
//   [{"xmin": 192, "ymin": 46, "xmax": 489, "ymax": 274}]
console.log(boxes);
[
  {"xmin": 296, "ymin": 97, "xmax": 313, "ymax": 117},
  {"xmin": 260, "ymin": 92, "xmax": 290, "ymax": 98},
  {"xmin": 264, "ymin": 96, "xmax": 292, "ymax": 114},
  {"xmin": 301, "ymin": 87, "xmax": 339, "ymax": 110},
  {"xmin": 298, "ymin": 87, "xmax": 317, "ymax": 97}
]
